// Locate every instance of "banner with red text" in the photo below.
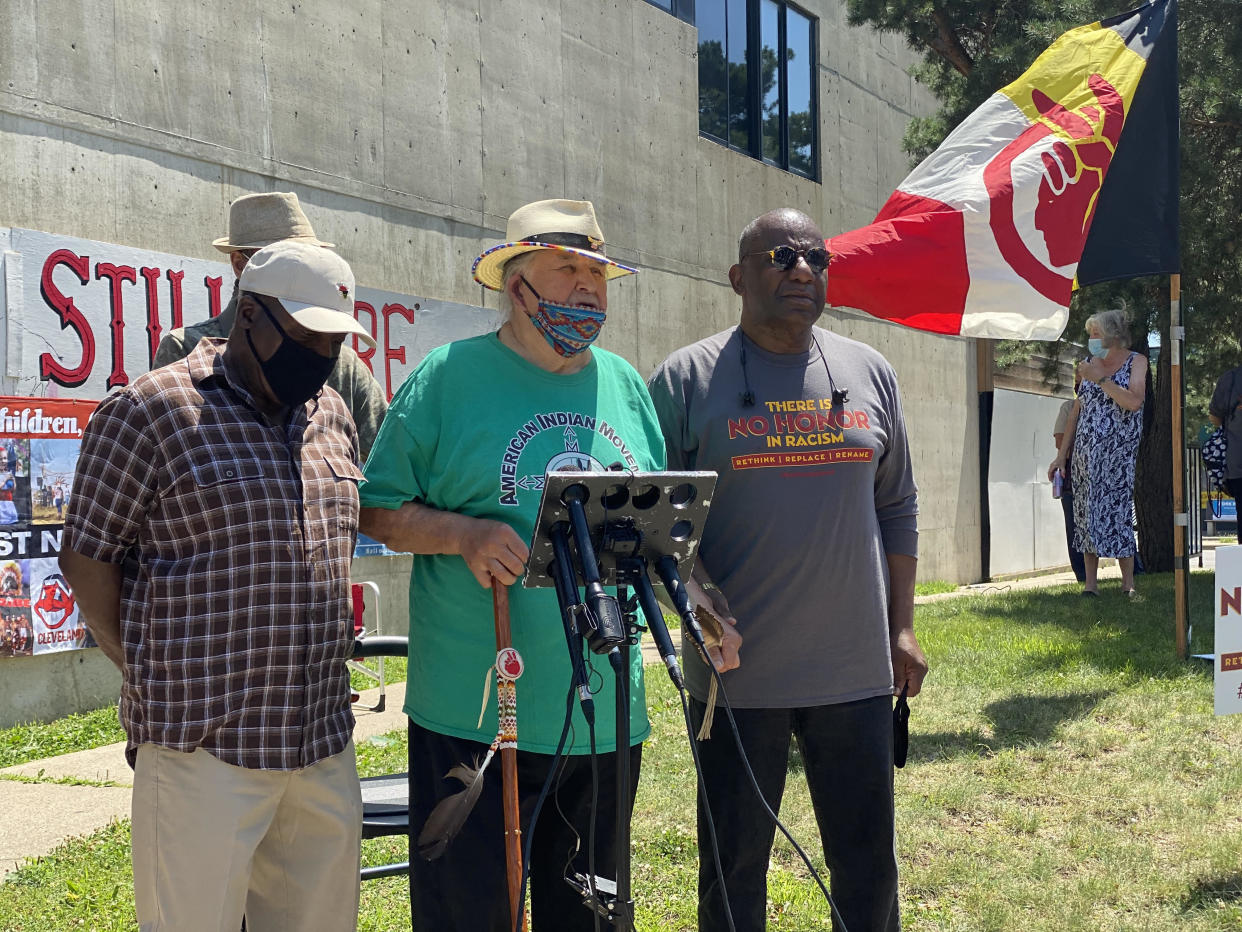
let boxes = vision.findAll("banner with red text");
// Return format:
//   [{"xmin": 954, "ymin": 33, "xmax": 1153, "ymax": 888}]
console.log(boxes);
[
  {"xmin": 0, "ymin": 397, "xmax": 98, "ymax": 656},
  {"xmin": 0, "ymin": 227, "xmax": 500, "ymax": 402}
]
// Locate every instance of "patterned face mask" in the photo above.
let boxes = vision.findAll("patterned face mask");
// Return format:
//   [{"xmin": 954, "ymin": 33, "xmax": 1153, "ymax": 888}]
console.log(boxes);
[{"xmin": 520, "ymin": 277, "xmax": 606, "ymax": 357}]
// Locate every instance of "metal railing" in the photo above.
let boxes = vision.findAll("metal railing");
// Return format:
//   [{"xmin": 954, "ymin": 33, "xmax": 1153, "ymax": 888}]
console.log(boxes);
[{"xmin": 1186, "ymin": 440, "xmax": 1204, "ymax": 559}]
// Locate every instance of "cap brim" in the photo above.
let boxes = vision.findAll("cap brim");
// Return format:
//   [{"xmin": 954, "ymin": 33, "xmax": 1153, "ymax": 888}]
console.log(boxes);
[
  {"xmin": 283, "ymin": 300, "xmax": 377, "ymax": 349},
  {"xmin": 471, "ymin": 242, "xmax": 637, "ymax": 291},
  {"xmin": 212, "ymin": 234, "xmax": 336, "ymax": 254}
]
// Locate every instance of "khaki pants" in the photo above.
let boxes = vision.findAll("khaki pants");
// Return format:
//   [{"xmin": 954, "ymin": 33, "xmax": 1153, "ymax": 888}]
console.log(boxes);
[{"xmin": 131, "ymin": 742, "xmax": 362, "ymax": 932}]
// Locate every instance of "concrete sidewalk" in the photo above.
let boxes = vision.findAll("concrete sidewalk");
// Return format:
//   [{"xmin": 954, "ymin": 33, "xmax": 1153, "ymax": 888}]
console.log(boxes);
[
  {"xmin": 0, "ymin": 681, "xmax": 408, "ymax": 878},
  {"xmin": 2, "ymin": 546, "xmax": 1221, "ymax": 879},
  {"xmin": 945, "ymin": 541, "xmax": 1218, "ymax": 599}
]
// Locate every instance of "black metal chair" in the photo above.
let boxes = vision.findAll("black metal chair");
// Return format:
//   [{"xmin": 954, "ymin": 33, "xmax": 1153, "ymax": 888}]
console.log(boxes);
[{"xmin": 353, "ymin": 635, "xmax": 411, "ymax": 881}]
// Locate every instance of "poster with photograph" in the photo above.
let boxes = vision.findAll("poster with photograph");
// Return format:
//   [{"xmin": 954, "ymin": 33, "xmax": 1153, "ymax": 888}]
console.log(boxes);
[
  {"xmin": 0, "ymin": 397, "xmax": 99, "ymax": 654},
  {"xmin": 30, "ymin": 439, "xmax": 79, "ymax": 525},
  {"xmin": 0, "ymin": 558, "xmax": 32, "ymax": 657}
]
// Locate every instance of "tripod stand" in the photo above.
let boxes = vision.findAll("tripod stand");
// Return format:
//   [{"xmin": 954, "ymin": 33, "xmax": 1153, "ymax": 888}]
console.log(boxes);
[{"xmin": 525, "ymin": 469, "xmax": 718, "ymax": 929}]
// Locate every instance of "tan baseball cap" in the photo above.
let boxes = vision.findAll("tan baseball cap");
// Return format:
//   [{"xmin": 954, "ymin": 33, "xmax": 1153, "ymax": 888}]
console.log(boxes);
[
  {"xmin": 239, "ymin": 241, "xmax": 376, "ymax": 348},
  {"xmin": 212, "ymin": 192, "xmax": 334, "ymax": 254}
]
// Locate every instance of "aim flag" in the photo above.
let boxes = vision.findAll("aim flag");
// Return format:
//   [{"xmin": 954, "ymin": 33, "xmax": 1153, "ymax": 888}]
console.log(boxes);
[{"xmin": 825, "ymin": 0, "xmax": 1178, "ymax": 340}]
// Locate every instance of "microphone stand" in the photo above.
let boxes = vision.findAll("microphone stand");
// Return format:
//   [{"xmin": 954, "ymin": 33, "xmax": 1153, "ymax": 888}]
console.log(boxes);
[
  {"xmin": 522, "ymin": 470, "xmax": 718, "ymax": 930},
  {"xmin": 610, "ymin": 608, "xmax": 632, "ymax": 931},
  {"xmin": 564, "ymin": 488, "xmax": 633, "ymax": 929}
]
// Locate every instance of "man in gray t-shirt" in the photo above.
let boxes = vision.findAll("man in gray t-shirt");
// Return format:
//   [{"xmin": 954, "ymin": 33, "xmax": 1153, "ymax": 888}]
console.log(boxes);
[{"xmin": 647, "ymin": 207, "xmax": 927, "ymax": 932}]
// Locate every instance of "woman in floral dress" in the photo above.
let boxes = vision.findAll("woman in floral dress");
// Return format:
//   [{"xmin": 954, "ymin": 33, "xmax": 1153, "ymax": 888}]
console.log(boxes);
[{"xmin": 1049, "ymin": 309, "xmax": 1148, "ymax": 597}]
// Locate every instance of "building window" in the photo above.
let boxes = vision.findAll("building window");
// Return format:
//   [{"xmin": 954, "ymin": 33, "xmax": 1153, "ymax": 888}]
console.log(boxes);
[
  {"xmin": 643, "ymin": 0, "xmax": 695, "ymax": 21},
  {"xmin": 696, "ymin": 0, "xmax": 817, "ymax": 179}
]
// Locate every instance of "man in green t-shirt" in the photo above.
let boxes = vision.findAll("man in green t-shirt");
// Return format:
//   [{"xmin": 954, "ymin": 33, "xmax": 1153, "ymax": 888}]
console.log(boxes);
[{"xmin": 360, "ymin": 199, "xmax": 698, "ymax": 931}]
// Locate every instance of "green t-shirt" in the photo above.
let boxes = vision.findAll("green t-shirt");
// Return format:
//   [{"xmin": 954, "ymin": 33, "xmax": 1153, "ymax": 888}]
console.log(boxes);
[{"xmin": 359, "ymin": 333, "xmax": 666, "ymax": 753}]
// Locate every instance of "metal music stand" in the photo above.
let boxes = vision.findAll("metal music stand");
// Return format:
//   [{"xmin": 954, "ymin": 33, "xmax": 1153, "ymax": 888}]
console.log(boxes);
[{"xmin": 524, "ymin": 470, "xmax": 717, "ymax": 929}]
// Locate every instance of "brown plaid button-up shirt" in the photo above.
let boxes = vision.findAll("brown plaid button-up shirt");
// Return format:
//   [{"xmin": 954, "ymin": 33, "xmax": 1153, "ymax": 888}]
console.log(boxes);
[{"xmin": 64, "ymin": 340, "xmax": 363, "ymax": 770}]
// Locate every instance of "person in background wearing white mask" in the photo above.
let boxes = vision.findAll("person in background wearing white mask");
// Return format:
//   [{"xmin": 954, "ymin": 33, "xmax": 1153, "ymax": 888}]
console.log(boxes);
[{"xmin": 1049, "ymin": 309, "xmax": 1148, "ymax": 598}]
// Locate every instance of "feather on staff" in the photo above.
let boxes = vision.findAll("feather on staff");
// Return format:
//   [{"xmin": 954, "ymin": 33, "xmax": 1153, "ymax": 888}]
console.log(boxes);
[
  {"xmin": 416, "ymin": 753, "xmax": 493, "ymax": 860},
  {"xmin": 414, "ymin": 579, "xmax": 527, "ymax": 932}
]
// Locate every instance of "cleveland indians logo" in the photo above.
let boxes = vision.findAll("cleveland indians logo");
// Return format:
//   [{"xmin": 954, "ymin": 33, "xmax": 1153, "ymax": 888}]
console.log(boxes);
[
  {"xmin": 34, "ymin": 573, "xmax": 75, "ymax": 630},
  {"xmin": 984, "ymin": 73, "xmax": 1125, "ymax": 304}
]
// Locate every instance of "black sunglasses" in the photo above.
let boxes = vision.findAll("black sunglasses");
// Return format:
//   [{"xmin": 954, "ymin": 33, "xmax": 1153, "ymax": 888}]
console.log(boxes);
[{"xmin": 744, "ymin": 244, "xmax": 831, "ymax": 273}]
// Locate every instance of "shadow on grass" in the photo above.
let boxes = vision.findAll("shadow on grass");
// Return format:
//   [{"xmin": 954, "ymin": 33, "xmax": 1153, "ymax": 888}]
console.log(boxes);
[
  {"xmin": 938, "ymin": 571, "xmax": 1218, "ymax": 681},
  {"xmin": 910, "ymin": 690, "xmax": 1108, "ymax": 763},
  {"xmin": 782, "ymin": 574, "xmax": 1215, "ymax": 771},
  {"xmin": 1182, "ymin": 873, "xmax": 1242, "ymax": 911}
]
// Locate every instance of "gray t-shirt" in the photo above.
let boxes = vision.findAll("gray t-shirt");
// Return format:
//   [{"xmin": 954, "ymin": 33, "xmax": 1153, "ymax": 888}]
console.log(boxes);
[{"xmin": 647, "ymin": 325, "xmax": 918, "ymax": 708}]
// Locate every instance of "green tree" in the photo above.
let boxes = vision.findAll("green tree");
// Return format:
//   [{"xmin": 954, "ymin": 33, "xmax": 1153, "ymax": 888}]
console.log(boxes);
[
  {"xmin": 699, "ymin": 39, "xmax": 782, "ymax": 155},
  {"xmin": 846, "ymin": 0, "xmax": 1242, "ymax": 571}
]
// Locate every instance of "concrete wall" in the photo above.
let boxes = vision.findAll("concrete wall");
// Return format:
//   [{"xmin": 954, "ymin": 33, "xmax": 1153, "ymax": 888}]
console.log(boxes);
[
  {"xmin": 0, "ymin": 554, "xmax": 411, "ymax": 729},
  {"xmin": 0, "ymin": 0, "xmax": 980, "ymax": 719},
  {"xmin": 1, "ymin": 648, "xmax": 121, "ymax": 729},
  {"xmin": 352, "ymin": 553, "xmax": 414, "ymax": 641}
]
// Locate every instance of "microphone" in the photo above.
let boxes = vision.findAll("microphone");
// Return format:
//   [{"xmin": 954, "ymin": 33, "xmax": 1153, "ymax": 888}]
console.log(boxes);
[
  {"xmin": 584, "ymin": 582, "xmax": 627, "ymax": 656},
  {"xmin": 564, "ymin": 485, "xmax": 627, "ymax": 655},
  {"xmin": 550, "ymin": 523, "xmax": 595, "ymax": 725},
  {"xmin": 621, "ymin": 557, "xmax": 684, "ymax": 689},
  {"xmin": 654, "ymin": 555, "xmax": 709, "ymax": 660},
  {"xmin": 739, "ymin": 340, "xmax": 756, "ymax": 407}
]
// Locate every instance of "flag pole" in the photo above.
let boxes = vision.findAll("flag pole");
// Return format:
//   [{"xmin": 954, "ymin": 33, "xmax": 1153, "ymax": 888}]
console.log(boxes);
[{"xmin": 1171, "ymin": 273, "xmax": 1189, "ymax": 658}]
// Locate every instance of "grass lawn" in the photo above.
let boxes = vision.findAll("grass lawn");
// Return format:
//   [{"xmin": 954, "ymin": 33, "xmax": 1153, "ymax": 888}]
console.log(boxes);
[
  {"xmin": 3, "ymin": 572, "xmax": 1241, "ymax": 930},
  {"xmin": 915, "ymin": 580, "xmax": 959, "ymax": 597},
  {"xmin": 0, "ymin": 707, "xmax": 127, "ymax": 770},
  {"xmin": 0, "ymin": 660, "xmax": 408, "ymax": 771}
]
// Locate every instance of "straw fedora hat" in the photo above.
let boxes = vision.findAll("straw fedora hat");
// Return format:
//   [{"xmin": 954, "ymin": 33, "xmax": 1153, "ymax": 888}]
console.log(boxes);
[
  {"xmin": 212, "ymin": 192, "xmax": 334, "ymax": 254},
  {"xmin": 471, "ymin": 199, "xmax": 636, "ymax": 291}
]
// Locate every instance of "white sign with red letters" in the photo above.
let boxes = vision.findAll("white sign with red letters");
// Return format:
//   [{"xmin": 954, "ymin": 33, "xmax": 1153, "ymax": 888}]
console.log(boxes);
[
  {"xmin": 0, "ymin": 227, "xmax": 501, "ymax": 656},
  {"xmin": 0, "ymin": 227, "xmax": 500, "ymax": 402},
  {"xmin": 1217, "ymin": 545, "xmax": 1242, "ymax": 716}
]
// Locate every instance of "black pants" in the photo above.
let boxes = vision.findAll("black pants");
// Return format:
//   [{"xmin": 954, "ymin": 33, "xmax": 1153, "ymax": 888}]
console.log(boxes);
[
  {"xmin": 691, "ymin": 696, "xmax": 900, "ymax": 932},
  {"xmin": 407, "ymin": 720, "xmax": 642, "ymax": 932},
  {"xmin": 1060, "ymin": 490, "xmax": 1087, "ymax": 582}
]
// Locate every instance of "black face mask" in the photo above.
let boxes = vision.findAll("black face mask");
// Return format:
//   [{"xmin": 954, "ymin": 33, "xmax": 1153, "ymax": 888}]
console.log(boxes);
[{"xmin": 246, "ymin": 297, "xmax": 338, "ymax": 407}]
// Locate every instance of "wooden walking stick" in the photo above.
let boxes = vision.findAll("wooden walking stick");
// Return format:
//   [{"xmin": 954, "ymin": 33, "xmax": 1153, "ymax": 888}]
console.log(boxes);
[
  {"xmin": 492, "ymin": 578, "xmax": 528, "ymax": 932},
  {"xmin": 414, "ymin": 579, "xmax": 527, "ymax": 932}
]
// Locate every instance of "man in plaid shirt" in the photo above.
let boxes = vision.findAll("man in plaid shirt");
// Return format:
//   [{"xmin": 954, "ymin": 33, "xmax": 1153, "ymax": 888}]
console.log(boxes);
[{"xmin": 61, "ymin": 240, "xmax": 375, "ymax": 932}]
